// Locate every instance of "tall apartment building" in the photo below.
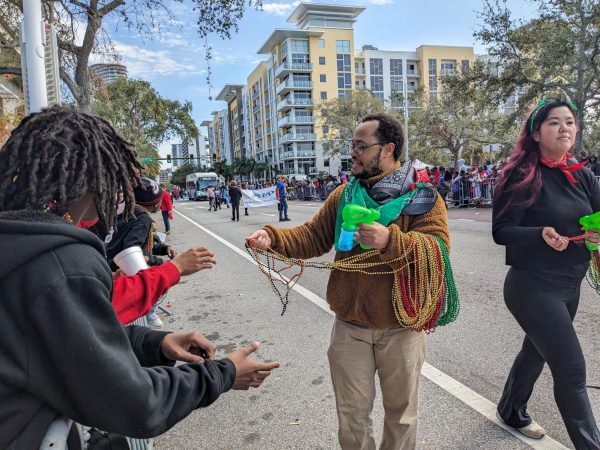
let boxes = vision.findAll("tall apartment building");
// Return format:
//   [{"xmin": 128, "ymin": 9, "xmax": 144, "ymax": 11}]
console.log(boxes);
[
  {"xmin": 89, "ymin": 63, "xmax": 127, "ymax": 85},
  {"xmin": 203, "ymin": 2, "xmax": 477, "ymax": 178},
  {"xmin": 171, "ymin": 143, "xmax": 183, "ymax": 168}
]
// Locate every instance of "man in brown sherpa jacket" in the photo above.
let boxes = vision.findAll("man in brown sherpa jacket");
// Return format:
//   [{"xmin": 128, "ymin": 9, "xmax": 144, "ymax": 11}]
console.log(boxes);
[{"xmin": 246, "ymin": 113, "xmax": 449, "ymax": 450}]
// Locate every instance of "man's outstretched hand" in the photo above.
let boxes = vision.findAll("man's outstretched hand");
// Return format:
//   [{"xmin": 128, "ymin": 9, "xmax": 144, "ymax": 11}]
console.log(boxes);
[
  {"xmin": 245, "ymin": 230, "xmax": 272, "ymax": 250},
  {"xmin": 226, "ymin": 341, "xmax": 280, "ymax": 390}
]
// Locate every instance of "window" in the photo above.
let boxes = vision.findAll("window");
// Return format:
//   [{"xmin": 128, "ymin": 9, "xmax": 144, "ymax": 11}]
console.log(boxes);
[
  {"xmin": 318, "ymin": 39, "xmax": 325, "ymax": 48},
  {"xmin": 336, "ymin": 40, "xmax": 351, "ymax": 53},
  {"xmin": 319, "ymin": 56, "xmax": 326, "ymax": 65},
  {"xmin": 429, "ymin": 76, "xmax": 437, "ymax": 92},
  {"xmin": 337, "ymin": 73, "xmax": 351, "ymax": 89},
  {"xmin": 390, "ymin": 77, "xmax": 403, "ymax": 91},
  {"xmin": 374, "ymin": 92, "xmax": 384, "ymax": 101},
  {"xmin": 390, "ymin": 59, "xmax": 402, "ymax": 76},
  {"xmin": 407, "ymin": 63, "xmax": 416, "ymax": 73},
  {"xmin": 370, "ymin": 58, "xmax": 383, "ymax": 75},
  {"xmin": 428, "ymin": 59, "xmax": 437, "ymax": 76},
  {"xmin": 461, "ymin": 59, "xmax": 469, "ymax": 72},
  {"xmin": 281, "ymin": 41, "xmax": 288, "ymax": 61},
  {"xmin": 336, "ymin": 54, "xmax": 351, "ymax": 72},
  {"xmin": 338, "ymin": 90, "xmax": 351, "ymax": 98},
  {"xmin": 441, "ymin": 60, "xmax": 456, "ymax": 75},
  {"xmin": 272, "ymin": 49, "xmax": 278, "ymax": 66},
  {"xmin": 370, "ymin": 76, "xmax": 384, "ymax": 91},
  {"xmin": 320, "ymin": 74, "xmax": 326, "ymax": 82},
  {"xmin": 320, "ymin": 91, "xmax": 328, "ymax": 99},
  {"xmin": 291, "ymin": 39, "xmax": 309, "ymax": 53}
]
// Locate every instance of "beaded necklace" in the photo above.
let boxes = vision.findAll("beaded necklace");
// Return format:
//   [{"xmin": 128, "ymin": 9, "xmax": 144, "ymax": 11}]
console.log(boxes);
[{"xmin": 245, "ymin": 232, "xmax": 460, "ymax": 332}]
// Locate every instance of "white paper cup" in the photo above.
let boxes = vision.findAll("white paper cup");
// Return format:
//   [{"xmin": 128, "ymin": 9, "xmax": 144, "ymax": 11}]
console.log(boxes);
[{"xmin": 113, "ymin": 246, "xmax": 148, "ymax": 276}]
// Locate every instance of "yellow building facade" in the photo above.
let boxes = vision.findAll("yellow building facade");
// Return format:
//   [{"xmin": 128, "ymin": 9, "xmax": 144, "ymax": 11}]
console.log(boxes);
[{"xmin": 204, "ymin": 2, "xmax": 478, "ymax": 178}]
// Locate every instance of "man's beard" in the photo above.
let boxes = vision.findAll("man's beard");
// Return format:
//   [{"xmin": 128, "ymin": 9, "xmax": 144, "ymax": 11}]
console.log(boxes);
[{"xmin": 354, "ymin": 149, "xmax": 383, "ymax": 179}]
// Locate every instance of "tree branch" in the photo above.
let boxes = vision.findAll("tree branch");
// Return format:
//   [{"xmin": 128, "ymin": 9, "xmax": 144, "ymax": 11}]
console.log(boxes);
[{"xmin": 0, "ymin": 66, "xmax": 22, "ymax": 76}]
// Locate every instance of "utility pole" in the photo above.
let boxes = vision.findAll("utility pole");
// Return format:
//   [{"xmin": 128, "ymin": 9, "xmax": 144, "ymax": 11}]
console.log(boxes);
[
  {"xmin": 403, "ymin": 75, "xmax": 409, "ymax": 163},
  {"xmin": 21, "ymin": 0, "xmax": 48, "ymax": 114}
]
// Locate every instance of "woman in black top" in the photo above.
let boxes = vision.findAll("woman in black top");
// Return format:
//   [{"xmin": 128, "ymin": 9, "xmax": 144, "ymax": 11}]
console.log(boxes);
[{"xmin": 493, "ymin": 99, "xmax": 600, "ymax": 448}]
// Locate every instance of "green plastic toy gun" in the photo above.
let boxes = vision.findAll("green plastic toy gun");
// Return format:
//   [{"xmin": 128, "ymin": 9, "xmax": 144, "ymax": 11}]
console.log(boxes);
[
  {"xmin": 338, "ymin": 204, "xmax": 381, "ymax": 251},
  {"xmin": 580, "ymin": 211, "xmax": 600, "ymax": 251}
]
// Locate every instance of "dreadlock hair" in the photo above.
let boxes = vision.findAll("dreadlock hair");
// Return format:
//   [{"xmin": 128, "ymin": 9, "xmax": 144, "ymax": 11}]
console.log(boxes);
[{"xmin": 0, "ymin": 106, "xmax": 142, "ymax": 230}]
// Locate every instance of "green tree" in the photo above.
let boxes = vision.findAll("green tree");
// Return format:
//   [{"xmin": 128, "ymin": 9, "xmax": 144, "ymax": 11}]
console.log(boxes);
[
  {"xmin": 409, "ymin": 76, "xmax": 514, "ymax": 168},
  {"xmin": 170, "ymin": 163, "xmax": 198, "ymax": 188},
  {"xmin": 92, "ymin": 77, "xmax": 197, "ymax": 177},
  {"xmin": 0, "ymin": 0, "xmax": 260, "ymax": 110},
  {"xmin": 316, "ymin": 89, "xmax": 389, "ymax": 156},
  {"xmin": 213, "ymin": 159, "xmax": 233, "ymax": 181},
  {"xmin": 471, "ymin": 0, "xmax": 600, "ymax": 151}
]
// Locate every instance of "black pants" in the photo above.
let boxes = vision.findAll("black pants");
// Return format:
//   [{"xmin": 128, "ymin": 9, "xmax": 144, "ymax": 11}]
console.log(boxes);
[
  {"xmin": 498, "ymin": 265, "xmax": 600, "ymax": 449},
  {"xmin": 231, "ymin": 201, "xmax": 240, "ymax": 221},
  {"xmin": 161, "ymin": 211, "xmax": 170, "ymax": 232}
]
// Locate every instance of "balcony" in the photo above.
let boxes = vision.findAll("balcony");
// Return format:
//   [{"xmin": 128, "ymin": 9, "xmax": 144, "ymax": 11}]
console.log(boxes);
[
  {"xmin": 252, "ymin": 90, "xmax": 260, "ymax": 100},
  {"xmin": 275, "ymin": 62, "xmax": 313, "ymax": 78},
  {"xmin": 355, "ymin": 67, "xmax": 366, "ymax": 75},
  {"xmin": 252, "ymin": 104, "xmax": 261, "ymax": 114},
  {"xmin": 283, "ymin": 151, "xmax": 295, "ymax": 159},
  {"xmin": 276, "ymin": 97, "xmax": 314, "ymax": 111},
  {"xmin": 278, "ymin": 115, "xmax": 315, "ymax": 127},
  {"xmin": 441, "ymin": 69, "xmax": 456, "ymax": 76},
  {"xmin": 406, "ymin": 69, "xmax": 420, "ymax": 77},
  {"xmin": 279, "ymin": 133, "xmax": 316, "ymax": 144},
  {"xmin": 296, "ymin": 149, "xmax": 316, "ymax": 157},
  {"xmin": 276, "ymin": 79, "xmax": 314, "ymax": 95}
]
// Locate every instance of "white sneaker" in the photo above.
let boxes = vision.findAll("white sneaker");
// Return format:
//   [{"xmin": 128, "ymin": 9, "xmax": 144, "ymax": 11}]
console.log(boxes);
[
  {"xmin": 496, "ymin": 411, "xmax": 546, "ymax": 439},
  {"xmin": 147, "ymin": 316, "xmax": 163, "ymax": 329}
]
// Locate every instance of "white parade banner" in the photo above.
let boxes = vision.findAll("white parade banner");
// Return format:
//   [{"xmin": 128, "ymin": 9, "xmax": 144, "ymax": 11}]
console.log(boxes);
[{"xmin": 241, "ymin": 186, "xmax": 279, "ymax": 208}]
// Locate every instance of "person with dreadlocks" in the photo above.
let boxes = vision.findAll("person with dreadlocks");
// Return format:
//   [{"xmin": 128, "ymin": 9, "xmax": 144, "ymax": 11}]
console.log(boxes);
[
  {"xmin": 0, "ymin": 107, "xmax": 280, "ymax": 450},
  {"xmin": 493, "ymin": 99, "xmax": 600, "ymax": 447},
  {"xmin": 246, "ymin": 113, "xmax": 451, "ymax": 449}
]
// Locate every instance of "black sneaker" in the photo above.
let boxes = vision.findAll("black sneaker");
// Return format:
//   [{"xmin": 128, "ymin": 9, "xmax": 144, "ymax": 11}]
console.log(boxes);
[{"xmin": 283, "ymin": 217, "xmax": 291, "ymax": 221}]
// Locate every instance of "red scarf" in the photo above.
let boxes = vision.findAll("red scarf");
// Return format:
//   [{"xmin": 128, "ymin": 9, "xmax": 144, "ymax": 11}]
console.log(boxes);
[{"xmin": 539, "ymin": 154, "xmax": 586, "ymax": 183}]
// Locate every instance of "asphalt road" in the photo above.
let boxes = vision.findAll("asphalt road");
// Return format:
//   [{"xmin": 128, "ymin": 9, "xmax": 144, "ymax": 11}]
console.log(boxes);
[{"xmin": 150, "ymin": 200, "xmax": 600, "ymax": 450}]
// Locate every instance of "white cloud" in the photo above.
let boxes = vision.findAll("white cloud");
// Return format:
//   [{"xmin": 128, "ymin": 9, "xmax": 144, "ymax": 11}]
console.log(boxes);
[
  {"xmin": 114, "ymin": 42, "xmax": 205, "ymax": 79},
  {"xmin": 262, "ymin": 2, "xmax": 293, "ymax": 16}
]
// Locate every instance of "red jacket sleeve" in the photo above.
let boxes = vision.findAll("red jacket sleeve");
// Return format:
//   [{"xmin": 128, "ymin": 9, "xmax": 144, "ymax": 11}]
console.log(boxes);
[{"xmin": 112, "ymin": 262, "xmax": 181, "ymax": 324}]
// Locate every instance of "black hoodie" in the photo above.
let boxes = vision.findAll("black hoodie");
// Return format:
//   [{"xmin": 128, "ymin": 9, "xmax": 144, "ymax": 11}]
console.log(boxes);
[{"xmin": 0, "ymin": 211, "xmax": 235, "ymax": 450}]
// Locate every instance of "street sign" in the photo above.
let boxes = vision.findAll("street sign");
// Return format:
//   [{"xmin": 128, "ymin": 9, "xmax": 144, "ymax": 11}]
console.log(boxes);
[{"xmin": 142, "ymin": 157, "xmax": 154, "ymax": 163}]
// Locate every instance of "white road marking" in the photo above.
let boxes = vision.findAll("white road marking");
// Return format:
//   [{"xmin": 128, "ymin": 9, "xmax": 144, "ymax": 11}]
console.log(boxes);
[
  {"xmin": 457, "ymin": 218, "xmax": 475, "ymax": 222},
  {"xmin": 261, "ymin": 213, "xmax": 277, "ymax": 217},
  {"xmin": 174, "ymin": 208, "xmax": 568, "ymax": 450}
]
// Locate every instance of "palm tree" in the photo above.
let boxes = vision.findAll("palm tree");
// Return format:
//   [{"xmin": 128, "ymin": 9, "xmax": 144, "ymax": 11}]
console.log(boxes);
[{"xmin": 253, "ymin": 161, "xmax": 270, "ymax": 182}]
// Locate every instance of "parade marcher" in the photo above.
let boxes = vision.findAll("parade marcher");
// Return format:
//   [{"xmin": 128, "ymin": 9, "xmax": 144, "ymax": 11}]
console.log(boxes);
[
  {"xmin": 229, "ymin": 180, "xmax": 242, "ymax": 222},
  {"xmin": 0, "ymin": 107, "xmax": 280, "ymax": 450},
  {"xmin": 207, "ymin": 185, "xmax": 215, "ymax": 211},
  {"xmin": 241, "ymin": 182, "xmax": 250, "ymax": 216},
  {"xmin": 246, "ymin": 113, "xmax": 449, "ymax": 449},
  {"xmin": 493, "ymin": 99, "xmax": 600, "ymax": 447},
  {"xmin": 276, "ymin": 176, "xmax": 290, "ymax": 222},
  {"xmin": 160, "ymin": 183, "xmax": 173, "ymax": 235},
  {"xmin": 213, "ymin": 185, "xmax": 222, "ymax": 211}
]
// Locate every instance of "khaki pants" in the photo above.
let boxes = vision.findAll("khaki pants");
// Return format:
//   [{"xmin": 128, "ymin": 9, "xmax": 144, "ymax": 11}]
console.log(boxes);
[{"xmin": 327, "ymin": 319, "xmax": 426, "ymax": 450}]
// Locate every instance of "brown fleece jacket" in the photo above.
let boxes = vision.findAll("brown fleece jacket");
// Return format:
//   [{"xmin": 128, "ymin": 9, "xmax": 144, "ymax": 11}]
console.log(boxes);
[{"xmin": 264, "ymin": 162, "xmax": 450, "ymax": 330}]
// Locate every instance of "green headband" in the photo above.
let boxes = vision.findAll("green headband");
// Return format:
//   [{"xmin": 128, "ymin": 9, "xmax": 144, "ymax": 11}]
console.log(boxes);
[{"xmin": 529, "ymin": 98, "xmax": 578, "ymax": 135}]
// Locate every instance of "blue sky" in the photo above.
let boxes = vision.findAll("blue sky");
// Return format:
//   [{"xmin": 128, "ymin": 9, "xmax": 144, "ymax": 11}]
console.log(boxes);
[{"xmin": 97, "ymin": 0, "xmax": 535, "ymax": 163}]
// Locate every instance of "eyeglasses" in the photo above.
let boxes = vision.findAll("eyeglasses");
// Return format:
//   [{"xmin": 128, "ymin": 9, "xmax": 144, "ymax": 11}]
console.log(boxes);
[{"xmin": 349, "ymin": 141, "xmax": 387, "ymax": 155}]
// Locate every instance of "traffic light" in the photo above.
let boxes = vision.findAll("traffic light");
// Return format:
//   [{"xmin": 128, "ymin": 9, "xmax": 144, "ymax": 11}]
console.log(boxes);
[
  {"xmin": 189, "ymin": 154, "xmax": 195, "ymax": 164},
  {"xmin": 166, "ymin": 154, "xmax": 171, "ymax": 163}
]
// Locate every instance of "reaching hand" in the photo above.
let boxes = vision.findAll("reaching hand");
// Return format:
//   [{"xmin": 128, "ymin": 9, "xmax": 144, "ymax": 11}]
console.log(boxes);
[
  {"xmin": 161, "ymin": 332, "xmax": 216, "ymax": 363},
  {"xmin": 542, "ymin": 227, "xmax": 569, "ymax": 252},
  {"xmin": 167, "ymin": 247, "xmax": 178, "ymax": 259},
  {"xmin": 355, "ymin": 222, "xmax": 390, "ymax": 250},
  {"xmin": 584, "ymin": 227, "xmax": 600, "ymax": 247},
  {"xmin": 171, "ymin": 247, "xmax": 217, "ymax": 276},
  {"xmin": 226, "ymin": 341, "xmax": 280, "ymax": 390},
  {"xmin": 245, "ymin": 230, "xmax": 272, "ymax": 250}
]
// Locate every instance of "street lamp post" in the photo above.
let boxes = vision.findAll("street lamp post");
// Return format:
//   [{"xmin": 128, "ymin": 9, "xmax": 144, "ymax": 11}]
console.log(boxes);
[
  {"xmin": 22, "ymin": 0, "xmax": 48, "ymax": 114},
  {"xmin": 403, "ymin": 75, "xmax": 409, "ymax": 163}
]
